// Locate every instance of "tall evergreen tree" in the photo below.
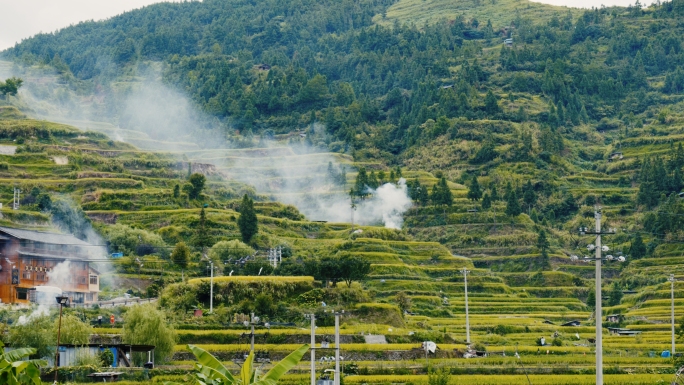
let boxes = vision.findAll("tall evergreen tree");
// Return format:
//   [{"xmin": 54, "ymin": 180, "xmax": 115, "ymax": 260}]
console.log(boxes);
[
  {"xmin": 523, "ymin": 180, "xmax": 536, "ymax": 208},
  {"xmin": 437, "ymin": 177, "xmax": 453, "ymax": 206},
  {"xmin": 193, "ymin": 207, "xmax": 213, "ymax": 248},
  {"xmin": 353, "ymin": 167, "xmax": 370, "ymax": 198},
  {"xmin": 481, "ymin": 193, "xmax": 491, "ymax": 209},
  {"xmin": 238, "ymin": 195, "xmax": 259, "ymax": 243},
  {"xmin": 630, "ymin": 233, "xmax": 647, "ymax": 260},
  {"xmin": 484, "ymin": 90, "xmax": 500, "ymax": 114},
  {"xmin": 537, "ymin": 229, "xmax": 550, "ymax": 258},
  {"xmin": 491, "ymin": 186, "xmax": 499, "ymax": 201},
  {"xmin": 505, "ymin": 186, "xmax": 522, "ymax": 216},
  {"xmin": 467, "ymin": 175, "xmax": 482, "ymax": 202}
]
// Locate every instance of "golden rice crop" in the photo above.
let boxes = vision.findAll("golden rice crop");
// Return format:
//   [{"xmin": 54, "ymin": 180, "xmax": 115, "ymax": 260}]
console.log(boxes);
[{"xmin": 342, "ymin": 374, "xmax": 671, "ymax": 384}]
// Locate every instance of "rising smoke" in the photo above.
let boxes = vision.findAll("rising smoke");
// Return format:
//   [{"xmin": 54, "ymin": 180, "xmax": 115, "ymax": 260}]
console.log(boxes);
[{"xmin": 0, "ymin": 61, "xmax": 414, "ymax": 228}]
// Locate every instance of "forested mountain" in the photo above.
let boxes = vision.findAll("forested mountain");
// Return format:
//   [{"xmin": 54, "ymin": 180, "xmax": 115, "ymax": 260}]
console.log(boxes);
[{"xmin": 5, "ymin": 0, "xmax": 684, "ymax": 260}]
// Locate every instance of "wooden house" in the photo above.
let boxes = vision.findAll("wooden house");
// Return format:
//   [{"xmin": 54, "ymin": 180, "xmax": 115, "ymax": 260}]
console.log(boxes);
[{"xmin": 0, "ymin": 226, "xmax": 101, "ymax": 305}]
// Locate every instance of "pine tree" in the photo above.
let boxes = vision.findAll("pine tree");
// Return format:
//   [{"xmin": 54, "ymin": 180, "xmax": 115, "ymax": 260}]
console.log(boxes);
[
  {"xmin": 430, "ymin": 183, "xmax": 442, "ymax": 206},
  {"xmin": 491, "ymin": 186, "xmax": 499, "ymax": 201},
  {"xmin": 630, "ymin": 233, "xmax": 647, "ymax": 259},
  {"xmin": 417, "ymin": 184, "xmax": 429, "ymax": 206},
  {"xmin": 194, "ymin": 207, "xmax": 213, "ymax": 248},
  {"xmin": 586, "ymin": 290, "xmax": 596, "ymax": 308},
  {"xmin": 481, "ymin": 193, "xmax": 491, "ymax": 209},
  {"xmin": 173, "ymin": 184, "xmax": 180, "ymax": 198},
  {"xmin": 353, "ymin": 168, "xmax": 370, "ymax": 198},
  {"xmin": 505, "ymin": 186, "xmax": 522, "ymax": 216},
  {"xmin": 438, "ymin": 177, "xmax": 453, "ymax": 206},
  {"xmin": 368, "ymin": 171, "xmax": 379, "ymax": 189},
  {"xmin": 523, "ymin": 180, "xmax": 536, "ymax": 208},
  {"xmin": 537, "ymin": 229, "xmax": 550, "ymax": 258},
  {"xmin": 237, "ymin": 194, "xmax": 258, "ymax": 243},
  {"xmin": 484, "ymin": 90, "xmax": 500, "ymax": 115},
  {"xmin": 467, "ymin": 175, "xmax": 482, "ymax": 201}
]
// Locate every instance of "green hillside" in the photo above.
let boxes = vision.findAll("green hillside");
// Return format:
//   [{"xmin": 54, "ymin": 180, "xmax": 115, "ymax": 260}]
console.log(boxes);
[{"xmin": 2, "ymin": 0, "xmax": 684, "ymax": 383}]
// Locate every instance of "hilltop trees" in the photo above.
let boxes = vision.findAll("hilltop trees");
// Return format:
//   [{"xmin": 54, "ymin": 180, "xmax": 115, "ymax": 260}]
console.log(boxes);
[
  {"xmin": 0, "ymin": 77, "xmax": 23, "ymax": 98},
  {"xmin": 238, "ymin": 195, "xmax": 258, "ymax": 243}
]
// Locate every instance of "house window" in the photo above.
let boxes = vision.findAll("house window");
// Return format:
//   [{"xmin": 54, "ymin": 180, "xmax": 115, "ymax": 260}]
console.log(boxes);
[
  {"xmin": 36, "ymin": 273, "xmax": 46, "ymax": 281},
  {"xmin": 86, "ymin": 293, "xmax": 93, "ymax": 302},
  {"xmin": 16, "ymin": 288, "xmax": 28, "ymax": 300},
  {"xmin": 89, "ymin": 275, "xmax": 98, "ymax": 285},
  {"xmin": 22, "ymin": 271, "xmax": 31, "ymax": 280},
  {"xmin": 70, "ymin": 292, "xmax": 84, "ymax": 303},
  {"xmin": 78, "ymin": 276, "xmax": 87, "ymax": 285}
]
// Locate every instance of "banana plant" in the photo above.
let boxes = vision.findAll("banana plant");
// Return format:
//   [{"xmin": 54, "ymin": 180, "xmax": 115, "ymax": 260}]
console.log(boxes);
[
  {"xmin": 168, "ymin": 344, "xmax": 309, "ymax": 385},
  {"xmin": 0, "ymin": 348, "xmax": 47, "ymax": 385}
]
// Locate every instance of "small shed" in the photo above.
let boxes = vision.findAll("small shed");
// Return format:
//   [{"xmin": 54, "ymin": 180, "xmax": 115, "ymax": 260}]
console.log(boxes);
[
  {"xmin": 606, "ymin": 314, "xmax": 622, "ymax": 323},
  {"xmin": 608, "ymin": 152, "xmax": 624, "ymax": 162},
  {"xmin": 607, "ymin": 327, "xmax": 641, "ymax": 336},
  {"xmin": 561, "ymin": 320, "xmax": 581, "ymax": 327},
  {"xmin": 57, "ymin": 344, "xmax": 155, "ymax": 368},
  {"xmin": 504, "ymin": 38, "xmax": 513, "ymax": 47}
]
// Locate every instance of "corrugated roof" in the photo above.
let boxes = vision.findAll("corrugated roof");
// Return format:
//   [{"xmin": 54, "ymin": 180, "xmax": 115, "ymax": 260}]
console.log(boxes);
[{"xmin": 0, "ymin": 226, "xmax": 92, "ymax": 246}]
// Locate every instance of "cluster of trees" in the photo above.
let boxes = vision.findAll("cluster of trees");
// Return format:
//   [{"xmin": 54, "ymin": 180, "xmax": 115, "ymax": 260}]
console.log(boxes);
[
  {"xmin": 0, "ymin": 77, "xmax": 22, "ymax": 98},
  {"xmin": 10, "ymin": 0, "xmax": 684, "ymax": 152},
  {"xmin": 305, "ymin": 254, "xmax": 371, "ymax": 287},
  {"xmin": 637, "ymin": 145, "xmax": 684, "ymax": 209},
  {"xmin": 351, "ymin": 167, "xmax": 402, "ymax": 198},
  {"xmin": 406, "ymin": 176, "xmax": 453, "ymax": 207},
  {"xmin": 7, "ymin": 304, "xmax": 177, "ymax": 366}
]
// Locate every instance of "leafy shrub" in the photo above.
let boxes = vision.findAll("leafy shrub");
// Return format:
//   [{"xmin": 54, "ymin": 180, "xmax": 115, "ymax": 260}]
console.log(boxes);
[{"xmin": 101, "ymin": 224, "xmax": 165, "ymax": 255}]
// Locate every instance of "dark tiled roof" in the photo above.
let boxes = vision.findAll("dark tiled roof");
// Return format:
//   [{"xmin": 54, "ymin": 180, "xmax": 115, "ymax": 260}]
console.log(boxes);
[{"xmin": 0, "ymin": 226, "xmax": 91, "ymax": 246}]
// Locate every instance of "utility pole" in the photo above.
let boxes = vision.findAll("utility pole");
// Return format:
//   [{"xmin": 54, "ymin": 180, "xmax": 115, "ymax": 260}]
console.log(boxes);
[
  {"xmin": 12, "ymin": 187, "xmax": 20, "ymax": 210},
  {"xmin": 310, "ymin": 314, "xmax": 316, "ymax": 385},
  {"xmin": 670, "ymin": 274, "xmax": 676, "ymax": 355},
  {"xmin": 333, "ymin": 310, "xmax": 344, "ymax": 385},
  {"xmin": 209, "ymin": 260, "xmax": 214, "ymax": 314},
  {"xmin": 593, "ymin": 208, "xmax": 604, "ymax": 385},
  {"xmin": 251, "ymin": 312, "xmax": 256, "ymax": 352},
  {"xmin": 461, "ymin": 268, "xmax": 471, "ymax": 344},
  {"xmin": 578, "ymin": 206, "xmax": 617, "ymax": 385}
]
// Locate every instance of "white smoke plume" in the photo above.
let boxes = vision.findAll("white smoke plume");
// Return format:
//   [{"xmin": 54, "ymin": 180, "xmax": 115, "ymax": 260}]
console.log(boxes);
[
  {"xmin": 1, "ymin": 60, "xmax": 415, "ymax": 228},
  {"xmin": 16, "ymin": 305, "xmax": 49, "ymax": 326},
  {"xmin": 47, "ymin": 260, "xmax": 72, "ymax": 289},
  {"xmin": 359, "ymin": 179, "xmax": 413, "ymax": 229},
  {"xmin": 16, "ymin": 262, "xmax": 73, "ymax": 325}
]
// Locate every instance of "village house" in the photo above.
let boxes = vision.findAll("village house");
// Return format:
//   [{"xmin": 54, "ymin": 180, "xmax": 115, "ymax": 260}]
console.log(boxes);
[{"xmin": 0, "ymin": 226, "xmax": 101, "ymax": 305}]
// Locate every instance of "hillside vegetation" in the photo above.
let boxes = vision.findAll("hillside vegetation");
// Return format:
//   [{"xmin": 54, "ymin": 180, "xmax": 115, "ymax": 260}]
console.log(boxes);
[{"xmin": 3, "ymin": 0, "xmax": 684, "ymax": 383}]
